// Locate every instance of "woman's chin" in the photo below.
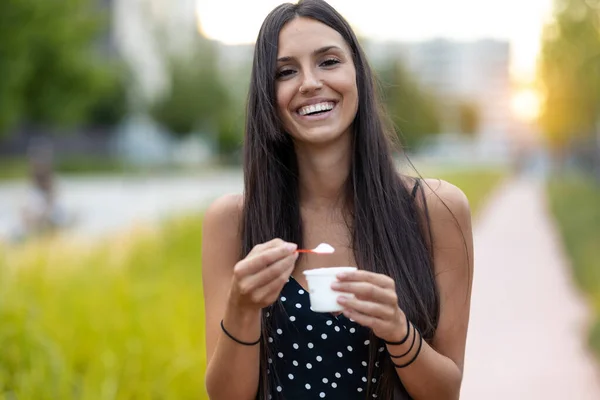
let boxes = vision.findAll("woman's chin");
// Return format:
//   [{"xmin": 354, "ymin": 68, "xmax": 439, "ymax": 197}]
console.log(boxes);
[{"xmin": 292, "ymin": 128, "xmax": 350, "ymax": 146}]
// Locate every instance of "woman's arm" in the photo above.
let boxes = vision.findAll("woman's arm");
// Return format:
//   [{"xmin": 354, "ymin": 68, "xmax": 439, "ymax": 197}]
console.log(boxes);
[
  {"xmin": 202, "ymin": 194, "xmax": 262, "ymax": 400},
  {"xmin": 390, "ymin": 179, "xmax": 474, "ymax": 399},
  {"xmin": 202, "ymin": 194, "xmax": 299, "ymax": 400},
  {"xmin": 334, "ymin": 179, "xmax": 473, "ymax": 400}
]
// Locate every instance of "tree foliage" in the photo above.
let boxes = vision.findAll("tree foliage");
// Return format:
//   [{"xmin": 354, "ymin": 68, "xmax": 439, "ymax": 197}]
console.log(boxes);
[
  {"xmin": 377, "ymin": 60, "xmax": 442, "ymax": 149},
  {"xmin": 539, "ymin": 0, "xmax": 600, "ymax": 152},
  {"xmin": 458, "ymin": 101, "xmax": 481, "ymax": 137},
  {"xmin": 149, "ymin": 43, "xmax": 230, "ymax": 137},
  {"xmin": 0, "ymin": 0, "xmax": 127, "ymax": 136}
]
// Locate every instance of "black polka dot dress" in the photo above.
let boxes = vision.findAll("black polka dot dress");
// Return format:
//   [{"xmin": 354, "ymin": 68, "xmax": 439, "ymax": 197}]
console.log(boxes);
[{"xmin": 266, "ymin": 276, "xmax": 386, "ymax": 399}]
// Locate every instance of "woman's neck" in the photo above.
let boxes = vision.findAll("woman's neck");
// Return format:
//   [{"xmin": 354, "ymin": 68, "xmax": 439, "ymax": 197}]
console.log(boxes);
[{"xmin": 294, "ymin": 137, "xmax": 352, "ymax": 212}]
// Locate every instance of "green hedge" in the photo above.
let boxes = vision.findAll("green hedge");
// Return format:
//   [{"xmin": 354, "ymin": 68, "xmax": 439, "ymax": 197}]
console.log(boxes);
[{"xmin": 547, "ymin": 175, "xmax": 600, "ymax": 359}]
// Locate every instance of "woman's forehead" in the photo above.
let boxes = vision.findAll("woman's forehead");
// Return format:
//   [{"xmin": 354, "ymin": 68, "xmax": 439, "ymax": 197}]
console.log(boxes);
[{"xmin": 277, "ymin": 17, "xmax": 350, "ymax": 59}]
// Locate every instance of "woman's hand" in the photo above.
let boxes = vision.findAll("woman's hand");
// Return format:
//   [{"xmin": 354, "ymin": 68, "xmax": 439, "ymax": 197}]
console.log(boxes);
[
  {"xmin": 228, "ymin": 238, "xmax": 298, "ymax": 312},
  {"xmin": 331, "ymin": 270, "xmax": 409, "ymax": 343}
]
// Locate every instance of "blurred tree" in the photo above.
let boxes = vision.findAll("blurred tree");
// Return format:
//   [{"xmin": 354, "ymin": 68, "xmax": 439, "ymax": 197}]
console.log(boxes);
[
  {"xmin": 0, "ymin": 0, "xmax": 125, "ymax": 136},
  {"xmin": 539, "ymin": 0, "xmax": 600, "ymax": 163},
  {"xmin": 149, "ymin": 46, "xmax": 230, "ymax": 137},
  {"xmin": 87, "ymin": 64, "xmax": 130, "ymax": 128},
  {"xmin": 377, "ymin": 60, "xmax": 442, "ymax": 150},
  {"xmin": 215, "ymin": 112, "xmax": 245, "ymax": 165},
  {"xmin": 457, "ymin": 101, "xmax": 481, "ymax": 137}
]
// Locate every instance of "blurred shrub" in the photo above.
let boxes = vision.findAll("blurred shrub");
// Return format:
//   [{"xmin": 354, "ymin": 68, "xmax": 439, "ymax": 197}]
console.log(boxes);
[
  {"xmin": 457, "ymin": 101, "xmax": 481, "ymax": 137},
  {"xmin": 0, "ymin": 216, "xmax": 208, "ymax": 399},
  {"xmin": 0, "ymin": 157, "xmax": 127, "ymax": 180},
  {"xmin": 215, "ymin": 114, "xmax": 244, "ymax": 166},
  {"xmin": 150, "ymin": 53, "xmax": 230, "ymax": 138},
  {"xmin": 54, "ymin": 157, "xmax": 126, "ymax": 174},
  {"xmin": 377, "ymin": 61, "xmax": 443, "ymax": 150},
  {"xmin": 547, "ymin": 175, "xmax": 600, "ymax": 359},
  {"xmin": 0, "ymin": 157, "xmax": 28, "ymax": 180},
  {"xmin": 86, "ymin": 64, "xmax": 130, "ymax": 128}
]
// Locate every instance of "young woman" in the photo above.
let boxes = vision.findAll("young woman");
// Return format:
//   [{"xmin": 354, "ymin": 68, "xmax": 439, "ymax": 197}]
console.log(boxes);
[{"xmin": 202, "ymin": 1, "xmax": 474, "ymax": 399}]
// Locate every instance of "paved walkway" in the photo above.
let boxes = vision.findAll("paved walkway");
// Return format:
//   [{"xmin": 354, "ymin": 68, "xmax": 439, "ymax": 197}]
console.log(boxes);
[{"xmin": 460, "ymin": 176, "xmax": 600, "ymax": 399}]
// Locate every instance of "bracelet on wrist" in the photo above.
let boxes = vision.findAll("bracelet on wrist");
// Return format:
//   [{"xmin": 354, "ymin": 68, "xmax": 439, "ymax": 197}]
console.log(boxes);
[
  {"xmin": 220, "ymin": 319, "xmax": 261, "ymax": 346},
  {"xmin": 388, "ymin": 323, "xmax": 416, "ymax": 359},
  {"xmin": 392, "ymin": 327, "xmax": 423, "ymax": 369},
  {"xmin": 384, "ymin": 313, "xmax": 411, "ymax": 345}
]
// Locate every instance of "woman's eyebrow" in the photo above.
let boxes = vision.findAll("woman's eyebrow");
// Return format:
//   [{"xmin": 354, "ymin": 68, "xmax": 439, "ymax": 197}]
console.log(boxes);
[{"xmin": 277, "ymin": 45, "xmax": 343, "ymax": 63}]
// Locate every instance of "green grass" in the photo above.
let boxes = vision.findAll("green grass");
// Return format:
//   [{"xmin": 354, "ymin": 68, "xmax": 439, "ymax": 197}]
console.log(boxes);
[
  {"xmin": 0, "ymin": 218, "xmax": 208, "ymax": 399},
  {"xmin": 0, "ymin": 158, "xmax": 28, "ymax": 180},
  {"xmin": 0, "ymin": 169, "xmax": 506, "ymax": 398},
  {"xmin": 547, "ymin": 174, "xmax": 600, "ymax": 360},
  {"xmin": 0, "ymin": 157, "xmax": 129, "ymax": 181}
]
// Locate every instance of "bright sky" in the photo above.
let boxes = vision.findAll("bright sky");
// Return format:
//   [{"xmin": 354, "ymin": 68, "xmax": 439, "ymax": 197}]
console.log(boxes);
[{"xmin": 196, "ymin": 0, "xmax": 554, "ymax": 83}]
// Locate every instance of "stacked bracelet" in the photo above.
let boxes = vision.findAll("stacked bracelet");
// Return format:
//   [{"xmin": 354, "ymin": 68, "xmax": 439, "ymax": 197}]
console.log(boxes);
[
  {"xmin": 220, "ymin": 320, "xmax": 261, "ymax": 346},
  {"xmin": 388, "ymin": 323, "xmax": 416, "ymax": 359},
  {"xmin": 384, "ymin": 313, "xmax": 411, "ymax": 345},
  {"xmin": 386, "ymin": 318, "xmax": 423, "ymax": 369}
]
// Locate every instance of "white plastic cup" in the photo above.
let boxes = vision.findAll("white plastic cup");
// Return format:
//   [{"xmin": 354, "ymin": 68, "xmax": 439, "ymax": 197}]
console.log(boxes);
[{"xmin": 302, "ymin": 266, "xmax": 357, "ymax": 312}]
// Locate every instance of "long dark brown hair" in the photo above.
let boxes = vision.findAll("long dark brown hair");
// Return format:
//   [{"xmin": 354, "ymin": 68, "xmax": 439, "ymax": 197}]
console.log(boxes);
[{"xmin": 241, "ymin": 1, "xmax": 440, "ymax": 398}]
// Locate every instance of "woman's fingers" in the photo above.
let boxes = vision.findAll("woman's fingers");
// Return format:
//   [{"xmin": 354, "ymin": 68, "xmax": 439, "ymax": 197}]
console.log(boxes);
[
  {"xmin": 240, "ymin": 252, "xmax": 298, "ymax": 294},
  {"xmin": 340, "ymin": 307, "xmax": 383, "ymax": 331},
  {"xmin": 234, "ymin": 242, "xmax": 297, "ymax": 279},
  {"xmin": 336, "ymin": 269, "xmax": 395, "ymax": 289},
  {"xmin": 337, "ymin": 296, "xmax": 396, "ymax": 320},
  {"xmin": 250, "ymin": 263, "xmax": 296, "ymax": 304},
  {"xmin": 248, "ymin": 238, "xmax": 286, "ymax": 256},
  {"xmin": 332, "ymin": 281, "xmax": 397, "ymax": 305},
  {"xmin": 332, "ymin": 271, "xmax": 406, "ymax": 341}
]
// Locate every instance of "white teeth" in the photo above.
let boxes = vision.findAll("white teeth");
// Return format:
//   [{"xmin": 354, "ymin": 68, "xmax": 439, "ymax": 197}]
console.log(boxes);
[{"xmin": 298, "ymin": 102, "xmax": 335, "ymax": 116}]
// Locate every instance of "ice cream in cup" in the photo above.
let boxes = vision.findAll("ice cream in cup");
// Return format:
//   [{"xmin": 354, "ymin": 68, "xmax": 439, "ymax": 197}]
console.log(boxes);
[{"xmin": 303, "ymin": 266, "xmax": 357, "ymax": 312}]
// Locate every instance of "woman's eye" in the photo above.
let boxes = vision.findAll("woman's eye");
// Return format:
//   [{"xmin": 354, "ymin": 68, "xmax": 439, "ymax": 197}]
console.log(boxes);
[
  {"xmin": 321, "ymin": 58, "xmax": 340, "ymax": 67},
  {"xmin": 276, "ymin": 69, "xmax": 295, "ymax": 79}
]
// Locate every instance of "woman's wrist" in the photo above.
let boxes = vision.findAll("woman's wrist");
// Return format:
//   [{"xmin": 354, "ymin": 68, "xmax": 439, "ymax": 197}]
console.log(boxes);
[
  {"xmin": 384, "ymin": 313, "xmax": 423, "ymax": 369},
  {"xmin": 383, "ymin": 312, "xmax": 411, "ymax": 344},
  {"xmin": 221, "ymin": 301, "xmax": 262, "ymax": 344}
]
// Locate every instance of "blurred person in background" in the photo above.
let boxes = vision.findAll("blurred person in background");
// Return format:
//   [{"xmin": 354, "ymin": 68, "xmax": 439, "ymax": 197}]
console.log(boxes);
[
  {"xmin": 12, "ymin": 138, "xmax": 72, "ymax": 241},
  {"xmin": 202, "ymin": 1, "xmax": 474, "ymax": 399}
]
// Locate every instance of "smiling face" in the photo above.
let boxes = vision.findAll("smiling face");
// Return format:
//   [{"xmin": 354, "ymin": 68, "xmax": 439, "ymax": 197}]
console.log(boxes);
[{"xmin": 275, "ymin": 17, "xmax": 358, "ymax": 146}]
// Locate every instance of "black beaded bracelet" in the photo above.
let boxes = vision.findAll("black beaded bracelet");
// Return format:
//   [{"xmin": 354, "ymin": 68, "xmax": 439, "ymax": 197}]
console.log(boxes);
[
  {"xmin": 388, "ymin": 323, "xmax": 416, "ymax": 359},
  {"xmin": 220, "ymin": 320, "xmax": 261, "ymax": 346},
  {"xmin": 392, "ymin": 327, "xmax": 423, "ymax": 369},
  {"xmin": 384, "ymin": 313, "xmax": 411, "ymax": 345}
]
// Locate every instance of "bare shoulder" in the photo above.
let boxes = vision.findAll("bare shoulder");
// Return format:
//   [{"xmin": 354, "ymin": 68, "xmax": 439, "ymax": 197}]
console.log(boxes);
[
  {"xmin": 418, "ymin": 178, "xmax": 471, "ymax": 226},
  {"xmin": 202, "ymin": 193, "xmax": 244, "ymax": 260},
  {"xmin": 203, "ymin": 193, "xmax": 244, "ymax": 229}
]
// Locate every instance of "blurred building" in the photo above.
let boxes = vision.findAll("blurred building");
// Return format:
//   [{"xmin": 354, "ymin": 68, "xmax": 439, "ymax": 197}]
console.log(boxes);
[
  {"xmin": 106, "ymin": 0, "xmax": 213, "ymax": 166},
  {"xmin": 110, "ymin": 0, "xmax": 200, "ymax": 102},
  {"xmin": 365, "ymin": 39, "xmax": 514, "ymax": 163}
]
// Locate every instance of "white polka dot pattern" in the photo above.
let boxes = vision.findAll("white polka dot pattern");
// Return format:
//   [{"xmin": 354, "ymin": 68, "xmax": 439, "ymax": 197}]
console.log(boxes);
[{"xmin": 265, "ymin": 276, "xmax": 386, "ymax": 399}]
